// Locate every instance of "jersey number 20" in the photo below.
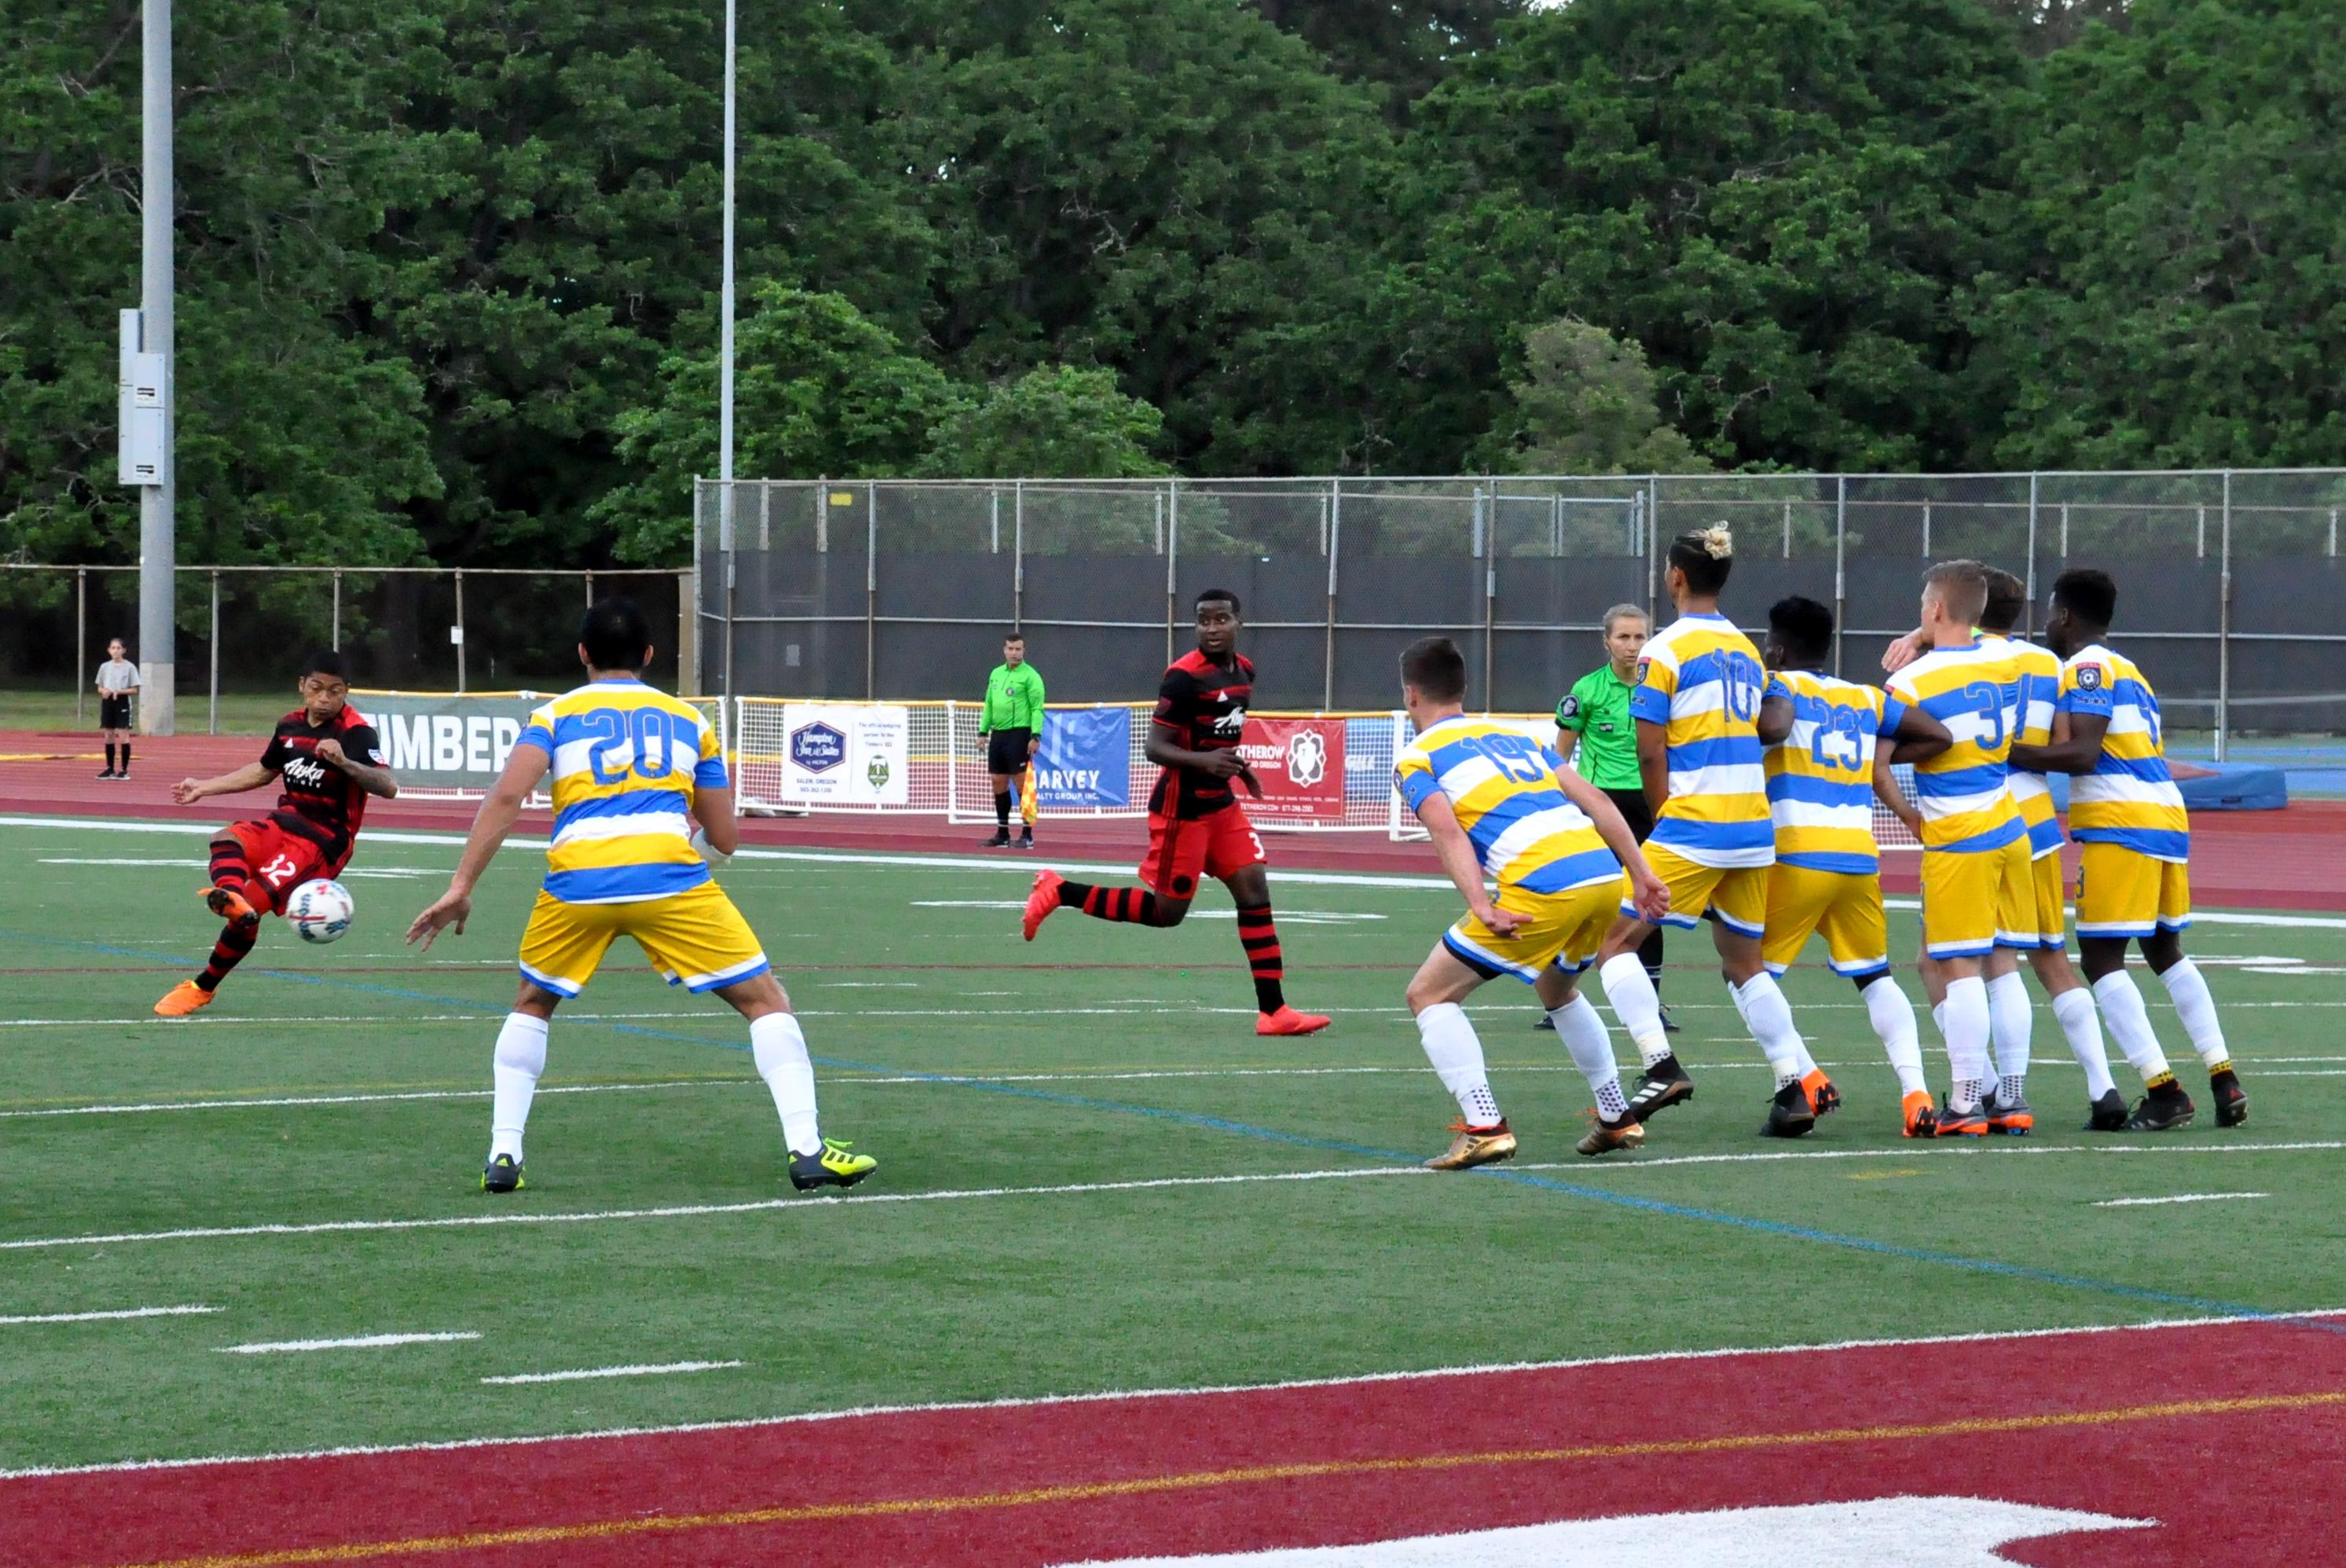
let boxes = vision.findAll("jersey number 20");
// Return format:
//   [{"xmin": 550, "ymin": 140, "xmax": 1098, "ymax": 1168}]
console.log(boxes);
[{"xmin": 581, "ymin": 708, "xmax": 691, "ymax": 786}]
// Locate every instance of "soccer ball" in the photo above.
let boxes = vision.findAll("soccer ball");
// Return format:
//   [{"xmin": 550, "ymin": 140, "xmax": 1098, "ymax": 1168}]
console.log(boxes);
[{"xmin": 286, "ymin": 879, "xmax": 354, "ymax": 944}]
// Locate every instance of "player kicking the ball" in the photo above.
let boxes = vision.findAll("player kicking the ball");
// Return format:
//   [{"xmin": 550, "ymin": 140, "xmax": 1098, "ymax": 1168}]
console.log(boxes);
[
  {"xmin": 156, "ymin": 650, "xmax": 397, "ymax": 1017},
  {"xmin": 405, "ymin": 598, "xmax": 876, "ymax": 1194},
  {"xmin": 1392, "ymin": 638, "xmax": 1669, "ymax": 1167},
  {"xmin": 1022, "ymin": 588, "xmax": 1329, "ymax": 1037}
]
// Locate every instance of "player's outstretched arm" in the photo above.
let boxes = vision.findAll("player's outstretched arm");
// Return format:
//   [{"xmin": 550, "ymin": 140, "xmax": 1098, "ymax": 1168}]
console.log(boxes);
[
  {"xmin": 1415, "ymin": 793, "xmax": 1523, "ymax": 936},
  {"xmin": 405, "ymin": 742, "xmax": 550, "ymax": 951},
  {"xmin": 170, "ymin": 760, "xmax": 276, "ymax": 805},
  {"xmin": 1550, "ymin": 764, "xmax": 1669, "ymax": 923},
  {"xmin": 1885, "ymin": 703, "xmax": 1953, "ymax": 766},
  {"xmin": 311, "ymin": 738, "xmax": 398, "ymax": 799},
  {"xmin": 1755, "ymin": 689, "xmax": 1795, "ymax": 746},
  {"xmin": 2011, "ymin": 711, "xmax": 2106, "ymax": 775}
]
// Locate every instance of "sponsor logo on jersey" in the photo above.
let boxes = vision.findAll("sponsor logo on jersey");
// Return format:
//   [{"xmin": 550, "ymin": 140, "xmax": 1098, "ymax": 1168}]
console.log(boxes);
[{"xmin": 281, "ymin": 756, "xmax": 328, "ymax": 788}]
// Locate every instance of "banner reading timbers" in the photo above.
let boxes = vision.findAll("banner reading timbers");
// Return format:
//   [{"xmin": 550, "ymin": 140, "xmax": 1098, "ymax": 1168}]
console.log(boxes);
[
  {"xmin": 357, "ymin": 691, "xmax": 541, "ymax": 790},
  {"xmin": 1237, "ymin": 716, "xmax": 1347, "ymax": 822}
]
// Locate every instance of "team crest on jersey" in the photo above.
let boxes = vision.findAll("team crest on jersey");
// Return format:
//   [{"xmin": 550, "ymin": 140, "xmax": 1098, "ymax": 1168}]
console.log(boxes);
[
  {"xmin": 1635, "ymin": 659, "xmax": 1651, "ymax": 685},
  {"xmin": 1557, "ymin": 694, "xmax": 1580, "ymax": 720},
  {"xmin": 2077, "ymin": 665, "xmax": 2104, "ymax": 691},
  {"xmin": 1286, "ymin": 729, "xmax": 1326, "ymax": 788}
]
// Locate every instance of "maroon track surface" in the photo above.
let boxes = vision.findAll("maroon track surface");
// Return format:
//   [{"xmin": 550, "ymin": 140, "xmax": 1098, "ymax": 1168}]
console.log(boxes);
[
  {"xmin": 5, "ymin": 1316, "xmax": 2342, "ymax": 1566},
  {"xmin": 7, "ymin": 728, "xmax": 2346, "ymax": 908}
]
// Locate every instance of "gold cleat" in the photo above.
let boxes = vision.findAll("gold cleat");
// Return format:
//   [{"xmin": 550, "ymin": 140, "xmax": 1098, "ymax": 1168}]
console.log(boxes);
[
  {"xmin": 1574, "ymin": 1110, "xmax": 1646, "ymax": 1157},
  {"xmin": 1425, "ymin": 1118, "xmax": 1516, "ymax": 1171}
]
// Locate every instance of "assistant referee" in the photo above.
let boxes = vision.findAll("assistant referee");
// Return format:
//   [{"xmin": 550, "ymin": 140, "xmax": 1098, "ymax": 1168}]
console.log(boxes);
[
  {"xmin": 1545, "ymin": 603, "xmax": 1676, "ymax": 1033},
  {"xmin": 978, "ymin": 632, "xmax": 1045, "ymax": 848}
]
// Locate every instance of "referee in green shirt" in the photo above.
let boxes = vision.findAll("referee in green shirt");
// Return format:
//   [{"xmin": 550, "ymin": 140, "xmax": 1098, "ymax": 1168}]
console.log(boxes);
[
  {"xmin": 979, "ymin": 632, "xmax": 1046, "ymax": 848},
  {"xmin": 1542, "ymin": 603, "xmax": 1677, "ymax": 1032}
]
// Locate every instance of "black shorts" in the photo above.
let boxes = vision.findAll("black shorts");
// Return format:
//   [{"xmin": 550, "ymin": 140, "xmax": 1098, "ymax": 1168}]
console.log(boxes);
[
  {"xmin": 1603, "ymin": 786, "xmax": 1655, "ymax": 844},
  {"xmin": 100, "ymin": 695, "xmax": 132, "ymax": 730},
  {"xmin": 985, "ymin": 727, "xmax": 1034, "ymax": 775}
]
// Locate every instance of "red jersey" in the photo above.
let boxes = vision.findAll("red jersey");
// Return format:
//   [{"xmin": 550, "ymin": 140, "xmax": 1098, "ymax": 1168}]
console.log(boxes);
[
  {"xmin": 258, "ymin": 704, "xmax": 385, "ymax": 866},
  {"xmin": 1149, "ymin": 649, "xmax": 1252, "ymax": 819}
]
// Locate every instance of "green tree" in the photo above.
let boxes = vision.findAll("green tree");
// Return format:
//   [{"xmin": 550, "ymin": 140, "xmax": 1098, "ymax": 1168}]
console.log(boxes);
[
  {"xmin": 1474, "ymin": 320, "xmax": 1705, "ymax": 474},
  {"xmin": 917, "ymin": 365, "xmax": 1168, "ymax": 478}
]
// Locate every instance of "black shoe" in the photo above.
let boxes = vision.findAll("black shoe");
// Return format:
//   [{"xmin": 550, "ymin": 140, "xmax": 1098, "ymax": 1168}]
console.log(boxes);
[
  {"xmin": 96, "ymin": 768, "xmax": 115, "ymax": 779},
  {"xmin": 1761, "ymin": 1080, "xmax": 1816, "ymax": 1138},
  {"xmin": 2084, "ymin": 1088, "xmax": 2128, "ymax": 1132},
  {"xmin": 2125, "ymin": 1083, "xmax": 2197, "ymax": 1132},
  {"xmin": 1533, "ymin": 1013, "xmax": 1556, "ymax": 1031},
  {"xmin": 1659, "ymin": 1002, "xmax": 1681, "ymax": 1035},
  {"xmin": 482, "ymin": 1153, "xmax": 525, "ymax": 1193},
  {"xmin": 981, "ymin": 829, "xmax": 1011, "ymax": 848},
  {"xmin": 1626, "ymin": 1055, "xmax": 1695, "ymax": 1122},
  {"xmin": 1017, "ymin": 831, "xmax": 1035, "ymax": 849},
  {"xmin": 2210, "ymin": 1068, "xmax": 2249, "ymax": 1128}
]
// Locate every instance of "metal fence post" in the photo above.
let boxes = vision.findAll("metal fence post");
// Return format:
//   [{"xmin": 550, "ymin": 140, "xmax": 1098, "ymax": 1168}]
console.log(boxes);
[
  {"xmin": 1014, "ymin": 478, "xmax": 1026, "ymax": 632},
  {"xmin": 1324, "ymin": 477, "xmax": 1340, "ymax": 709},
  {"xmin": 75, "ymin": 567, "xmax": 86, "ymax": 723},
  {"xmin": 2216, "ymin": 471, "xmax": 2232, "ymax": 762},
  {"xmin": 207, "ymin": 568, "xmax": 219, "ymax": 735},
  {"xmin": 1921, "ymin": 499, "xmax": 1931, "ymax": 557},
  {"xmin": 584, "ymin": 570, "xmax": 594, "ymax": 612},
  {"xmin": 866, "ymin": 478, "xmax": 878, "ymax": 701},
  {"xmin": 1832, "ymin": 475, "xmax": 1847, "ymax": 676},
  {"xmin": 1164, "ymin": 479, "xmax": 1178, "ymax": 666},
  {"xmin": 454, "ymin": 568, "xmax": 467, "ymax": 693},
  {"xmin": 1480, "ymin": 478, "xmax": 1496, "ymax": 703},
  {"xmin": 676, "ymin": 567, "xmax": 696, "ymax": 695},
  {"xmin": 758, "ymin": 480, "xmax": 771, "ymax": 551},
  {"xmin": 1782, "ymin": 499, "xmax": 1792, "ymax": 559},
  {"xmin": 991, "ymin": 487, "xmax": 1001, "ymax": 555},
  {"xmin": 331, "ymin": 570, "xmax": 342, "ymax": 650},
  {"xmin": 2025, "ymin": 473, "xmax": 2040, "ymax": 638},
  {"xmin": 2059, "ymin": 503, "xmax": 2070, "ymax": 558}
]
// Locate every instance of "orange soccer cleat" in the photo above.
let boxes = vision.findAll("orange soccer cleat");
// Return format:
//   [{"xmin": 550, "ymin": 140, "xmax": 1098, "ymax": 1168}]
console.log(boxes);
[
  {"xmin": 153, "ymin": 980, "xmax": 216, "ymax": 1018},
  {"xmin": 1802, "ymin": 1068, "xmax": 1841, "ymax": 1117},
  {"xmin": 203, "ymin": 884, "xmax": 259, "ymax": 927},
  {"xmin": 1022, "ymin": 870, "xmax": 1065, "ymax": 941},
  {"xmin": 1901, "ymin": 1090, "xmax": 1939, "ymax": 1139},
  {"xmin": 1255, "ymin": 1005, "xmax": 1331, "ymax": 1037}
]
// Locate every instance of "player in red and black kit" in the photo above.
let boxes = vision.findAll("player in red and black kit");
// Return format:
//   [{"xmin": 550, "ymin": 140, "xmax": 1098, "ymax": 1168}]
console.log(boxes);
[
  {"xmin": 154, "ymin": 650, "xmax": 398, "ymax": 1017},
  {"xmin": 1023, "ymin": 589, "xmax": 1329, "ymax": 1036}
]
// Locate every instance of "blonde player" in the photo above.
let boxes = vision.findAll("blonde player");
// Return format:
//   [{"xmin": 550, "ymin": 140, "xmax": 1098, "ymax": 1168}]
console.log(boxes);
[
  {"xmin": 1392, "ymin": 638, "xmax": 1669, "ymax": 1168},
  {"xmin": 2011, "ymin": 568, "xmax": 2248, "ymax": 1132},
  {"xmin": 1883, "ymin": 560, "xmax": 2032, "ymax": 1137},
  {"xmin": 1754, "ymin": 597, "xmax": 1952, "ymax": 1138},
  {"xmin": 405, "ymin": 598, "xmax": 877, "ymax": 1193},
  {"xmin": 1591, "ymin": 526, "xmax": 1824, "ymax": 1138}
]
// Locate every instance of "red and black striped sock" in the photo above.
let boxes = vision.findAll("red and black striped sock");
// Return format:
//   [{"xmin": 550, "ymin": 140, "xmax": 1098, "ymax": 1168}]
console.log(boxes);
[
  {"xmin": 197, "ymin": 920, "xmax": 258, "ymax": 993},
  {"xmin": 1055, "ymin": 881, "xmax": 1162, "ymax": 925},
  {"xmin": 208, "ymin": 839, "xmax": 253, "ymax": 903},
  {"xmin": 1237, "ymin": 903, "xmax": 1285, "ymax": 1014}
]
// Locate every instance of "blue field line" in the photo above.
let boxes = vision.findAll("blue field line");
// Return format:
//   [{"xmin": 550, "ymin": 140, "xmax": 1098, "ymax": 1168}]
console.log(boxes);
[{"xmin": 4, "ymin": 924, "xmax": 2330, "ymax": 1334}]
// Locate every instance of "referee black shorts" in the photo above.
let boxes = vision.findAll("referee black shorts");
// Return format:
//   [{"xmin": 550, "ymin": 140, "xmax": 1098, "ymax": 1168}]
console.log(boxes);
[
  {"xmin": 99, "ymin": 695, "xmax": 132, "ymax": 730},
  {"xmin": 1602, "ymin": 786, "xmax": 1655, "ymax": 844},
  {"xmin": 986, "ymin": 727, "xmax": 1034, "ymax": 775}
]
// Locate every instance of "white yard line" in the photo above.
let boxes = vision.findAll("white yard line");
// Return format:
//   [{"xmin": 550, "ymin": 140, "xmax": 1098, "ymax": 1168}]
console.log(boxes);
[
  {"xmin": 480, "ymin": 1360, "xmax": 742, "ymax": 1387},
  {"xmin": 2093, "ymin": 1192, "xmax": 2271, "ymax": 1208},
  {"xmin": 0, "ymin": 1079, "xmax": 742, "ymax": 1120},
  {"xmin": 215, "ymin": 1332, "xmax": 480, "ymax": 1356},
  {"xmin": 0, "ymin": 1304, "xmax": 218, "ymax": 1327},
  {"xmin": 11, "ymin": 1307, "xmax": 2342, "ymax": 1482}
]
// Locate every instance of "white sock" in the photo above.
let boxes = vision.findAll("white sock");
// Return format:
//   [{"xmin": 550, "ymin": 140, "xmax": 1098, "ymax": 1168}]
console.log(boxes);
[
  {"xmin": 750, "ymin": 1012, "xmax": 823, "ymax": 1156},
  {"xmin": 2157, "ymin": 958, "xmax": 2231, "ymax": 1069},
  {"xmin": 2051, "ymin": 985, "xmax": 2117, "ymax": 1101},
  {"xmin": 1930, "ymin": 1001, "xmax": 1948, "ymax": 1043},
  {"xmin": 489, "ymin": 1012, "xmax": 549, "ymax": 1163},
  {"xmin": 1600, "ymin": 953, "xmax": 1672, "ymax": 1068},
  {"xmin": 1417, "ymin": 1002, "xmax": 1500, "ymax": 1125},
  {"xmin": 2092, "ymin": 971, "xmax": 2173, "ymax": 1085},
  {"xmin": 1985, "ymin": 970, "xmax": 2031, "ymax": 1098},
  {"xmin": 1732, "ymin": 973, "xmax": 1807, "ymax": 1087},
  {"xmin": 1861, "ymin": 976, "xmax": 1927, "ymax": 1096},
  {"xmin": 1548, "ymin": 993, "xmax": 1629, "ymax": 1121},
  {"xmin": 1940, "ymin": 975, "xmax": 1990, "ymax": 1110}
]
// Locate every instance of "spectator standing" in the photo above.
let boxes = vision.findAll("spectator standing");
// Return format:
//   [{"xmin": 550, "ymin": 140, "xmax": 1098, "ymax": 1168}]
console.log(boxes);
[
  {"xmin": 979, "ymin": 633, "xmax": 1045, "ymax": 848},
  {"xmin": 95, "ymin": 637, "xmax": 139, "ymax": 780}
]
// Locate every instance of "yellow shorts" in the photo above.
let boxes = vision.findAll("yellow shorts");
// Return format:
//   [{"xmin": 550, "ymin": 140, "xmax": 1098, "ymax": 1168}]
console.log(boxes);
[
  {"xmin": 1626, "ymin": 843, "xmax": 1768, "ymax": 937},
  {"xmin": 1444, "ymin": 879, "xmax": 1619, "ymax": 984},
  {"xmin": 2075, "ymin": 842, "xmax": 2191, "ymax": 940},
  {"xmin": 2005, "ymin": 850, "xmax": 2068, "ymax": 951},
  {"xmin": 1919, "ymin": 837, "xmax": 2032, "ymax": 961},
  {"xmin": 517, "ymin": 881, "xmax": 770, "ymax": 998},
  {"xmin": 1761, "ymin": 864, "xmax": 1889, "ymax": 981}
]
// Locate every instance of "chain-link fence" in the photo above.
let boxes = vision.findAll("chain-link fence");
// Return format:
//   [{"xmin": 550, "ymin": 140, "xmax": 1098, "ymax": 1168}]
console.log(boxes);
[
  {"xmin": 697, "ymin": 472, "xmax": 2346, "ymax": 764},
  {"xmin": 0, "ymin": 565, "xmax": 693, "ymax": 732}
]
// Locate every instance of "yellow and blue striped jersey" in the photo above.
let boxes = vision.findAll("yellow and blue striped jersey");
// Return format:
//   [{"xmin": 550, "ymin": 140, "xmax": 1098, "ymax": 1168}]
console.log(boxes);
[
  {"xmin": 2058, "ymin": 643, "xmax": 2188, "ymax": 862},
  {"xmin": 1884, "ymin": 640, "xmax": 2025, "ymax": 854},
  {"xmin": 1394, "ymin": 716, "xmax": 1620, "ymax": 894},
  {"xmin": 517, "ymin": 679, "xmax": 729, "ymax": 904},
  {"xmin": 1627, "ymin": 613, "xmax": 1773, "ymax": 868},
  {"xmin": 1992, "ymin": 634, "xmax": 2066, "ymax": 859},
  {"xmin": 1762, "ymin": 669, "xmax": 1906, "ymax": 876}
]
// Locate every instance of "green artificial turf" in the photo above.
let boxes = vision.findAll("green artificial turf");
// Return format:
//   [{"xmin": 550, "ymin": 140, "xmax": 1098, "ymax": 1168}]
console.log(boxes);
[{"xmin": 0, "ymin": 818, "xmax": 2337, "ymax": 1472}]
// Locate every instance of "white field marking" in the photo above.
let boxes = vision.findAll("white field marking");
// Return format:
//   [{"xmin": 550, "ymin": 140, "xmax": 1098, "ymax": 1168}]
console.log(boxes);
[
  {"xmin": 0, "ymin": 1304, "xmax": 219, "ymax": 1327},
  {"xmin": 35, "ymin": 858, "xmax": 440, "ymax": 877},
  {"xmin": 215, "ymin": 1332, "xmax": 479, "ymax": 1355},
  {"xmin": 11, "ymin": 1307, "xmax": 2343, "ymax": 1482},
  {"xmin": 2093, "ymin": 1192, "xmax": 2271, "ymax": 1208},
  {"xmin": 2246, "ymin": 965, "xmax": 2346, "ymax": 976},
  {"xmin": 915, "ymin": 899, "xmax": 1385, "ymax": 924},
  {"xmin": 0, "ymin": 1078, "xmax": 745, "ymax": 1121},
  {"xmin": 480, "ymin": 1359, "xmax": 743, "ymax": 1386},
  {"xmin": 816, "ymin": 981, "xmax": 921, "ymax": 988},
  {"xmin": 9, "ymin": 1138, "xmax": 2341, "ymax": 1255}
]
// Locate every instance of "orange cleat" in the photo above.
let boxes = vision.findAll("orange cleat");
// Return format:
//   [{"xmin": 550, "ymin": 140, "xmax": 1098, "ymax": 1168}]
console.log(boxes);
[
  {"xmin": 1022, "ymin": 870, "xmax": 1065, "ymax": 942},
  {"xmin": 1901, "ymin": 1090, "xmax": 1938, "ymax": 1138},
  {"xmin": 153, "ymin": 980, "xmax": 216, "ymax": 1018},
  {"xmin": 1935, "ymin": 1099, "xmax": 1989, "ymax": 1138},
  {"xmin": 203, "ymin": 884, "xmax": 259, "ymax": 927},
  {"xmin": 1255, "ymin": 1005, "xmax": 1331, "ymax": 1037},
  {"xmin": 1802, "ymin": 1068, "xmax": 1841, "ymax": 1117}
]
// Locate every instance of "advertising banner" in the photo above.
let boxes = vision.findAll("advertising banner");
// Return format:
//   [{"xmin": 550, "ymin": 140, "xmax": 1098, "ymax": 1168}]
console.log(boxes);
[
  {"xmin": 1031, "ymin": 707, "xmax": 1132, "ymax": 809},
  {"xmin": 1239, "ymin": 716, "xmax": 1347, "ymax": 822},
  {"xmin": 779, "ymin": 703, "xmax": 909, "ymax": 806},
  {"xmin": 357, "ymin": 691, "xmax": 544, "ymax": 791}
]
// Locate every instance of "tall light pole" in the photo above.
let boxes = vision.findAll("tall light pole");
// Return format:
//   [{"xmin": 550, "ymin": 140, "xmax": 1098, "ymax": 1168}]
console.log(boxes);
[
  {"xmin": 717, "ymin": 0, "xmax": 736, "ymax": 555},
  {"xmin": 137, "ymin": 0, "xmax": 177, "ymax": 735}
]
